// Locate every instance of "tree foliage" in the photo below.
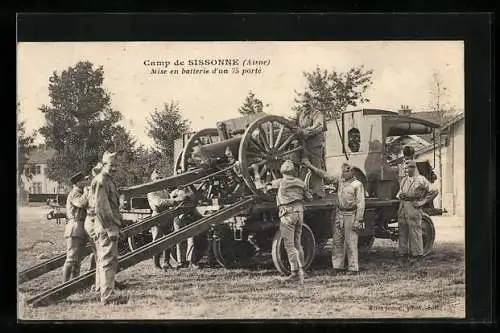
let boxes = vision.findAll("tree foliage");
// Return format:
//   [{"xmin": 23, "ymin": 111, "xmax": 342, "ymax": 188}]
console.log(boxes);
[
  {"xmin": 146, "ymin": 101, "xmax": 190, "ymax": 175},
  {"xmin": 427, "ymin": 71, "xmax": 454, "ymax": 123},
  {"xmin": 38, "ymin": 61, "xmax": 124, "ymax": 185},
  {"xmin": 238, "ymin": 91, "xmax": 266, "ymax": 115},
  {"xmin": 17, "ymin": 103, "xmax": 36, "ymax": 177},
  {"xmin": 293, "ymin": 66, "xmax": 374, "ymax": 120}
]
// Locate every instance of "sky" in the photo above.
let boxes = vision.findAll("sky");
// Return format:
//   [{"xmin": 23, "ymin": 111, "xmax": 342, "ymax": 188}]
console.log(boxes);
[{"xmin": 17, "ymin": 41, "xmax": 464, "ymax": 148}]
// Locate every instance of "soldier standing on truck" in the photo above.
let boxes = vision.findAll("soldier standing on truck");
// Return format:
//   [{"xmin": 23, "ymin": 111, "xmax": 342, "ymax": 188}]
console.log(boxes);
[
  {"xmin": 93, "ymin": 151, "xmax": 128, "ymax": 305},
  {"xmin": 63, "ymin": 172, "xmax": 89, "ymax": 282},
  {"xmin": 147, "ymin": 170, "xmax": 185, "ymax": 271},
  {"xmin": 396, "ymin": 160, "xmax": 438, "ymax": 264},
  {"xmin": 295, "ymin": 107, "xmax": 327, "ymax": 199},
  {"xmin": 302, "ymin": 159, "xmax": 366, "ymax": 275},
  {"xmin": 267, "ymin": 160, "xmax": 313, "ymax": 283}
]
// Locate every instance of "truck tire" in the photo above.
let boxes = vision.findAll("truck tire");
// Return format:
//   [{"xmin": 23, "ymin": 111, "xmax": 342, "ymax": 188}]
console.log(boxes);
[{"xmin": 422, "ymin": 214, "xmax": 436, "ymax": 256}]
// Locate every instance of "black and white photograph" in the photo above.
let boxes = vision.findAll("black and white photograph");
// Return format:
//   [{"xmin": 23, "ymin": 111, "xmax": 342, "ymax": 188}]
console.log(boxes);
[{"xmin": 17, "ymin": 40, "xmax": 465, "ymax": 319}]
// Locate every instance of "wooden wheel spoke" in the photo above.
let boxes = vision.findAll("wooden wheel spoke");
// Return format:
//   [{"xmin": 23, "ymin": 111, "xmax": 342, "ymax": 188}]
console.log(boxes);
[
  {"xmin": 250, "ymin": 137, "xmax": 266, "ymax": 152},
  {"xmin": 259, "ymin": 164, "xmax": 268, "ymax": 177},
  {"xmin": 268, "ymin": 122, "xmax": 274, "ymax": 149},
  {"xmin": 275, "ymin": 146, "xmax": 303, "ymax": 159},
  {"xmin": 277, "ymin": 133, "xmax": 297, "ymax": 152},
  {"xmin": 247, "ymin": 151, "xmax": 266, "ymax": 158},
  {"xmin": 258, "ymin": 128, "xmax": 270, "ymax": 151},
  {"xmin": 274, "ymin": 124, "xmax": 285, "ymax": 149},
  {"xmin": 270, "ymin": 168, "xmax": 279, "ymax": 180}
]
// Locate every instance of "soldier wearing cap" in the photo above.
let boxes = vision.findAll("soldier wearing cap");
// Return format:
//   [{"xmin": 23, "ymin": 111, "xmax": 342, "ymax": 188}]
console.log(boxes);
[
  {"xmin": 302, "ymin": 159, "xmax": 366, "ymax": 275},
  {"xmin": 147, "ymin": 170, "xmax": 185, "ymax": 270},
  {"xmin": 63, "ymin": 171, "xmax": 89, "ymax": 282},
  {"xmin": 84, "ymin": 162, "xmax": 103, "ymax": 292},
  {"xmin": 396, "ymin": 160, "xmax": 438, "ymax": 264},
  {"xmin": 267, "ymin": 160, "xmax": 313, "ymax": 282},
  {"xmin": 93, "ymin": 151, "xmax": 128, "ymax": 305},
  {"xmin": 296, "ymin": 106, "xmax": 327, "ymax": 198}
]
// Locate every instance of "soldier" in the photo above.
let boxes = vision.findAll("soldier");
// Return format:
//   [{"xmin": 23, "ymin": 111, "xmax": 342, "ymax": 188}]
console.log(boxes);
[
  {"xmin": 302, "ymin": 159, "xmax": 366, "ymax": 275},
  {"xmin": 93, "ymin": 151, "xmax": 128, "ymax": 305},
  {"xmin": 84, "ymin": 163, "xmax": 102, "ymax": 292},
  {"xmin": 63, "ymin": 172, "xmax": 89, "ymax": 282},
  {"xmin": 267, "ymin": 160, "xmax": 313, "ymax": 283},
  {"xmin": 296, "ymin": 107, "xmax": 327, "ymax": 198},
  {"xmin": 172, "ymin": 188, "xmax": 200, "ymax": 269},
  {"xmin": 396, "ymin": 160, "xmax": 438, "ymax": 264},
  {"xmin": 147, "ymin": 170, "xmax": 185, "ymax": 270}
]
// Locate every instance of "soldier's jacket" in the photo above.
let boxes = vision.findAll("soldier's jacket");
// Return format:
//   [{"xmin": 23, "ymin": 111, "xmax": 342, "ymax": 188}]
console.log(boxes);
[
  {"xmin": 93, "ymin": 172, "xmax": 121, "ymax": 229},
  {"xmin": 66, "ymin": 185, "xmax": 88, "ymax": 222},
  {"xmin": 147, "ymin": 189, "xmax": 175, "ymax": 216},
  {"xmin": 397, "ymin": 174, "xmax": 437, "ymax": 208},
  {"xmin": 271, "ymin": 176, "xmax": 313, "ymax": 215},
  {"xmin": 65, "ymin": 185, "xmax": 88, "ymax": 238},
  {"xmin": 297, "ymin": 109, "xmax": 326, "ymax": 148},
  {"xmin": 325, "ymin": 173, "xmax": 365, "ymax": 221}
]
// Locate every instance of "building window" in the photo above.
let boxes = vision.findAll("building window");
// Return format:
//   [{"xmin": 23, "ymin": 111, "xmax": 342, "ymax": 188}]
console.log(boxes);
[
  {"xmin": 35, "ymin": 165, "xmax": 41, "ymax": 175},
  {"xmin": 31, "ymin": 182, "xmax": 42, "ymax": 194}
]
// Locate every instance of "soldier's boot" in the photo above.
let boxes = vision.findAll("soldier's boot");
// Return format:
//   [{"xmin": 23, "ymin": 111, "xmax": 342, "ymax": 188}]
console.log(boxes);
[
  {"xmin": 282, "ymin": 271, "xmax": 299, "ymax": 282},
  {"xmin": 153, "ymin": 255, "xmax": 162, "ymax": 270},
  {"xmin": 298, "ymin": 268, "xmax": 307, "ymax": 283},
  {"xmin": 62, "ymin": 264, "xmax": 73, "ymax": 283}
]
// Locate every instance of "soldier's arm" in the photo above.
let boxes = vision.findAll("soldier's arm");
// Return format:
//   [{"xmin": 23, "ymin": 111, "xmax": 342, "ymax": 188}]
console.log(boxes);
[
  {"xmin": 417, "ymin": 176, "xmax": 438, "ymax": 206},
  {"xmin": 355, "ymin": 182, "xmax": 366, "ymax": 221},
  {"xmin": 303, "ymin": 159, "xmax": 339, "ymax": 184},
  {"xmin": 148, "ymin": 192, "xmax": 175, "ymax": 211},
  {"xmin": 301, "ymin": 112, "xmax": 325, "ymax": 137},
  {"xmin": 70, "ymin": 190, "xmax": 88, "ymax": 208},
  {"xmin": 95, "ymin": 179, "xmax": 120, "ymax": 228}
]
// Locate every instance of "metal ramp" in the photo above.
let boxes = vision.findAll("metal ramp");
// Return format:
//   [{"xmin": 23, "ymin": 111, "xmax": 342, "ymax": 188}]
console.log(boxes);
[{"xmin": 26, "ymin": 196, "xmax": 257, "ymax": 307}]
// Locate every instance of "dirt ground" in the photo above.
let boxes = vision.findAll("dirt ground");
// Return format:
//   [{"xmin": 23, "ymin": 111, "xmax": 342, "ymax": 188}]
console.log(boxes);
[{"xmin": 17, "ymin": 205, "xmax": 465, "ymax": 320}]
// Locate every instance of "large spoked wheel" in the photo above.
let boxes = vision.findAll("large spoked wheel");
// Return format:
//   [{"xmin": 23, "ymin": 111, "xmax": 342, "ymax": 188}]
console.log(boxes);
[
  {"xmin": 181, "ymin": 128, "xmax": 219, "ymax": 172},
  {"xmin": 422, "ymin": 214, "xmax": 436, "ymax": 256},
  {"xmin": 271, "ymin": 223, "xmax": 316, "ymax": 275},
  {"xmin": 239, "ymin": 115, "xmax": 305, "ymax": 201},
  {"xmin": 127, "ymin": 231, "xmax": 153, "ymax": 252},
  {"xmin": 212, "ymin": 225, "xmax": 256, "ymax": 268}
]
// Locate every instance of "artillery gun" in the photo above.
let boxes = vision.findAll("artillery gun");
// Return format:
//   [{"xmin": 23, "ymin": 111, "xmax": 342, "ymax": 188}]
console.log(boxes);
[{"xmin": 20, "ymin": 109, "xmax": 443, "ymax": 307}]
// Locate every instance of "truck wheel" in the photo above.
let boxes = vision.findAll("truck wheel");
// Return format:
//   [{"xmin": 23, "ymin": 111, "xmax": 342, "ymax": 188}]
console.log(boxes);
[
  {"xmin": 271, "ymin": 223, "xmax": 316, "ymax": 275},
  {"xmin": 358, "ymin": 235, "xmax": 375, "ymax": 253},
  {"xmin": 212, "ymin": 227, "xmax": 255, "ymax": 268},
  {"xmin": 127, "ymin": 232, "xmax": 153, "ymax": 252},
  {"xmin": 422, "ymin": 214, "xmax": 436, "ymax": 256}
]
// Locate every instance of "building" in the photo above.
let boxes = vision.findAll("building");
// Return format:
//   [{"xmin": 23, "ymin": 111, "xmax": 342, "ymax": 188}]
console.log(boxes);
[
  {"xmin": 21, "ymin": 145, "xmax": 68, "ymax": 195},
  {"xmin": 415, "ymin": 112, "xmax": 465, "ymax": 216}
]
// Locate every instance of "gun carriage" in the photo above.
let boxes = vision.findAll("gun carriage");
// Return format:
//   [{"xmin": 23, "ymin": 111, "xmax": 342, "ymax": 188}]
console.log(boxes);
[{"xmin": 21, "ymin": 109, "xmax": 442, "ymax": 307}]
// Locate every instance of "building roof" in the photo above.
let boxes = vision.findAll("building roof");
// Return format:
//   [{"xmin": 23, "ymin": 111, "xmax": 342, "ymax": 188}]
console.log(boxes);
[
  {"xmin": 440, "ymin": 112, "xmax": 465, "ymax": 132},
  {"xmin": 27, "ymin": 148, "xmax": 56, "ymax": 164},
  {"xmin": 410, "ymin": 110, "xmax": 458, "ymax": 126}
]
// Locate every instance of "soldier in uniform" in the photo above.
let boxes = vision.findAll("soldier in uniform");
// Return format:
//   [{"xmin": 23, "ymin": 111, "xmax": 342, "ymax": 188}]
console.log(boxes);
[
  {"xmin": 303, "ymin": 160, "xmax": 366, "ymax": 275},
  {"xmin": 147, "ymin": 170, "xmax": 185, "ymax": 270},
  {"xmin": 267, "ymin": 160, "xmax": 313, "ymax": 283},
  {"xmin": 396, "ymin": 160, "xmax": 438, "ymax": 264},
  {"xmin": 172, "ymin": 188, "xmax": 199, "ymax": 269},
  {"xmin": 84, "ymin": 163, "xmax": 102, "ymax": 292},
  {"xmin": 93, "ymin": 151, "xmax": 128, "ymax": 305},
  {"xmin": 63, "ymin": 172, "xmax": 89, "ymax": 282},
  {"xmin": 296, "ymin": 107, "xmax": 327, "ymax": 198}
]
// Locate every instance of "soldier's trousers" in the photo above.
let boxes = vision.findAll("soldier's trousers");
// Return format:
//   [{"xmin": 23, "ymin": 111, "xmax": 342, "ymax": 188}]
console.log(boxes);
[
  {"xmin": 302, "ymin": 144, "xmax": 325, "ymax": 198},
  {"xmin": 64, "ymin": 236, "xmax": 85, "ymax": 280},
  {"xmin": 332, "ymin": 210, "xmax": 359, "ymax": 272},
  {"xmin": 398, "ymin": 201, "xmax": 424, "ymax": 256},
  {"xmin": 84, "ymin": 216, "xmax": 99, "ymax": 291},
  {"xmin": 151, "ymin": 223, "xmax": 173, "ymax": 266},
  {"xmin": 95, "ymin": 221, "xmax": 120, "ymax": 303},
  {"xmin": 174, "ymin": 216, "xmax": 195, "ymax": 263},
  {"xmin": 280, "ymin": 211, "xmax": 305, "ymax": 272}
]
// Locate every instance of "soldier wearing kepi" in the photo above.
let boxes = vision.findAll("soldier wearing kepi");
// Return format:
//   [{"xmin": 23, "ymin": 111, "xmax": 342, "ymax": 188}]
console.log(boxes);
[
  {"xmin": 84, "ymin": 162, "xmax": 103, "ymax": 292},
  {"xmin": 93, "ymin": 151, "xmax": 128, "ymax": 305},
  {"xmin": 303, "ymin": 160, "xmax": 366, "ymax": 275},
  {"xmin": 63, "ymin": 172, "xmax": 89, "ymax": 282},
  {"xmin": 147, "ymin": 169, "xmax": 185, "ymax": 270},
  {"xmin": 397, "ymin": 160, "xmax": 438, "ymax": 264},
  {"xmin": 296, "ymin": 106, "xmax": 327, "ymax": 198},
  {"xmin": 267, "ymin": 160, "xmax": 313, "ymax": 283}
]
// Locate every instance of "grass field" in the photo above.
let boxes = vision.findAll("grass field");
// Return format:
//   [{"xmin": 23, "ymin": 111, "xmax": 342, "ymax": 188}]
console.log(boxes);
[{"xmin": 17, "ymin": 205, "xmax": 465, "ymax": 320}]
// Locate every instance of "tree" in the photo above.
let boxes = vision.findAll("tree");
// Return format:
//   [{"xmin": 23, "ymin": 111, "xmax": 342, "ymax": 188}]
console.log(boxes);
[
  {"xmin": 428, "ymin": 71, "xmax": 451, "ymax": 122},
  {"xmin": 146, "ymin": 101, "xmax": 191, "ymax": 175},
  {"xmin": 293, "ymin": 66, "xmax": 374, "ymax": 120},
  {"xmin": 38, "ymin": 61, "xmax": 123, "ymax": 185},
  {"xmin": 17, "ymin": 103, "xmax": 36, "ymax": 177},
  {"xmin": 238, "ymin": 91, "xmax": 267, "ymax": 115}
]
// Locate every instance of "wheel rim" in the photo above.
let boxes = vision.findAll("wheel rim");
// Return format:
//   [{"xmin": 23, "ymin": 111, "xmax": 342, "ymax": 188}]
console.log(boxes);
[
  {"xmin": 421, "ymin": 215, "xmax": 436, "ymax": 255},
  {"xmin": 181, "ymin": 128, "xmax": 220, "ymax": 172},
  {"xmin": 238, "ymin": 115, "xmax": 304, "ymax": 201},
  {"xmin": 127, "ymin": 232, "xmax": 153, "ymax": 252},
  {"xmin": 212, "ymin": 225, "xmax": 255, "ymax": 268},
  {"xmin": 173, "ymin": 152, "xmax": 183, "ymax": 175},
  {"xmin": 271, "ymin": 223, "xmax": 316, "ymax": 275}
]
